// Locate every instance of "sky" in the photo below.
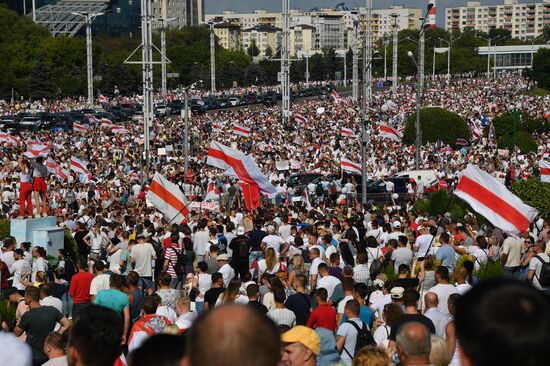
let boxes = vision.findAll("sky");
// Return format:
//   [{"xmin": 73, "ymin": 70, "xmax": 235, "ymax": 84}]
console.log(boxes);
[{"xmin": 205, "ymin": 0, "xmax": 535, "ymax": 26}]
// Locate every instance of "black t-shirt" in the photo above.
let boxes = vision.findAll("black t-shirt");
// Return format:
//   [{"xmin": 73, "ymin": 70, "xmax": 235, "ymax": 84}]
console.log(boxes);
[
  {"xmin": 389, "ymin": 313, "xmax": 436, "ymax": 341},
  {"xmin": 229, "ymin": 236, "xmax": 251, "ymax": 261},
  {"xmin": 248, "ymin": 230, "xmax": 267, "ymax": 252},
  {"xmin": 393, "ymin": 278, "xmax": 420, "ymax": 290},
  {"xmin": 74, "ymin": 231, "xmax": 88, "ymax": 257},
  {"xmin": 204, "ymin": 287, "xmax": 224, "ymax": 309},
  {"xmin": 247, "ymin": 300, "xmax": 269, "ymax": 315},
  {"xmin": 48, "ymin": 281, "xmax": 68, "ymax": 299},
  {"xmin": 285, "ymin": 292, "xmax": 311, "ymax": 326},
  {"xmin": 18, "ymin": 306, "xmax": 63, "ymax": 364}
]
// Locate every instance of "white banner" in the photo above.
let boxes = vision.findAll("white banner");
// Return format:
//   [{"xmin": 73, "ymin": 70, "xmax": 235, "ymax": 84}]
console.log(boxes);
[{"xmin": 188, "ymin": 201, "xmax": 220, "ymax": 212}]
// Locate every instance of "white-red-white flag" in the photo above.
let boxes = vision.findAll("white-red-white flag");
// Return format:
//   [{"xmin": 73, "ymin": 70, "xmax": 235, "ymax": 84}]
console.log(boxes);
[
  {"xmin": 341, "ymin": 127, "xmax": 356, "ymax": 138},
  {"xmin": 73, "ymin": 123, "xmax": 88, "ymax": 133},
  {"xmin": 56, "ymin": 167, "xmax": 70, "ymax": 181},
  {"xmin": 540, "ymin": 161, "xmax": 550, "ymax": 183},
  {"xmin": 85, "ymin": 114, "xmax": 100, "ymax": 124},
  {"xmin": 455, "ymin": 164, "xmax": 538, "ymax": 236},
  {"xmin": 24, "ymin": 144, "xmax": 51, "ymax": 158},
  {"xmin": 206, "ymin": 141, "xmax": 277, "ymax": 198},
  {"xmin": 0, "ymin": 133, "xmax": 18, "ymax": 145},
  {"xmin": 294, "ymin": 114, "xmax": 307, "ymax": 123},
  {"xmin": 98, "ymin": 94, "xmax": 109, "ymax": 104},
  {"xmin": 147, "ymin": 172, "xmax": 189, "ymax": 224},
  {"xmin": 111, "ymin": 125, "xmax": 129, "ymax": 134},
  {"xmin": 212, "ymin": 123, "xmax": 222, "ymax": 133},
  {"xmin": 341, "ymin": 158, "xmax": 362, "ymax": 174},
  {"xmin": 100, "ymin": 118, "xmax": 114, "ymax": 128},
  {"xmin": 70, "ymin": 157, "xmax": 90, "ymax": 176},
  {"xmin": 379, "ymin": 123, "xmax": 402, "ymax": 142},
  {"xmin": 232, "ymin": 125, "xmax": 251, "ymax": 137},
  {"xmin": 45, "ymin": 158, "xmax": 59, "ymax": 174}
]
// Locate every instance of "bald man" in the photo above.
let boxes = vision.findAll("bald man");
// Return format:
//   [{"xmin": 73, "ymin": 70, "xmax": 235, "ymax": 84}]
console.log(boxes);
[
  {"xmin": 454, "ymin": 267, "xmax": 472, "ymax": 295},
  {"xmin": 423, "ymin": 292, "xmax": 449, "ymax": 338},
  {"xmin": 183, "ymin": 304, "xmax": 280, "ymax": 366},
  {"xmin": 395, "ymin": 322, "xmax": 432, "ymax": 366}
]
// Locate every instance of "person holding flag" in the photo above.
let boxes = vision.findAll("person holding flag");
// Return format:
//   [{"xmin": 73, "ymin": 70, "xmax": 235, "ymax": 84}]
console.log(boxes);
[
  {"xmin": 31, "ymin": 156, "xmax": 49, "ymax": 217},
  {"xmin": 17, "ymin": 158, "xmax": 33, "ymax": 218}
]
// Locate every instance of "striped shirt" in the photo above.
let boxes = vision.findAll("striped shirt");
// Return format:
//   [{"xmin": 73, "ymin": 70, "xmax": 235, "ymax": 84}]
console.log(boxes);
[
  {"xmin": 165, "ymin": 246, "xmax": 183, "ymax": 279},
  {"xmin": 353, "ymin": 264, "xmax": 370, "ymax": 284},
  {"xmin": 267, "ymin": 308, "xmax": 296, "ymax": 327}
]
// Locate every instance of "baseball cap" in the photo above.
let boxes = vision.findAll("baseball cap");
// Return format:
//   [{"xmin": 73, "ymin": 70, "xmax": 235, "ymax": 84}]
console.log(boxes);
[
  {"xmin": 237, "ymin": 226, "xmax": 245, "ymax": 235},
  {"xmin": 392, "ymin": 221, "xmax": 401, "ymax": 228},
  {"xmin": 281, "ymin": 326, "xmax": 321, "ymax": 356},
  {"xmin": 217, "ymin": 254, "xmax": 229, "ymax": 261},
  {"xmin": 390, "ymin": 287, "xmax": 405, "ymax": 300}
]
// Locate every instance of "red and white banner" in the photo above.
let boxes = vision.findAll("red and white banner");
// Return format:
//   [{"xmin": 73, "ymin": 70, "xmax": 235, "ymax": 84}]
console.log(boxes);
[
  {"xmin": 203, "ymin": 182, "xmax": 219, "ymax": 201},
  {"xmin": 232, "ymin": 124, "xmax": 251, "ymax": 137},
  {"xmin": 294, "ymin": 114, "xmax": 307, "ymax": 123},
  {"xmin": 45, "ymin": 158, "xmax": 59, "ymax": 174},
  {"xmin": 98, "ymin": 94, "xmax": 109, "ymax": 104},
  {"xmin": 238, "ymin": 181, "xmax": 261, "ymax": 212},
  {"xmin": 111, "ymin": 125, "xmax": 129, "ymax": 134},
  {"xmin": 24, "ymin": 143, "xmax": 51, "ymax": 158},
  {"xmin": 379, "ymin": 123, "xmax": 402, "ymax": 142},
  {"xmin": 212, "ymin": 123, "xmax": 222, "ymax": 133},
  {"xmin": 341, "ymin": 127, "xmax": 356, "ymax": 137},
  {"xmin": 85, "ymin": 114, "xmax": 100, "ymax": 124},
  {"xmin": 341, "ymin": 158, "xmax": 362, "ymax": 174},
  {"xmin": 73, "ymin": 123, "xmax": 88, "ymax": 132},
  {"xmin": 188, "ymin": 201, "xmax": 219, "ymax": 212},
  {"xmin": 0, "ymin": 133, "xmax": 18, "ymax": 145},
  {"xmin": 455, "ymin": 164, "xmax": 538, "ymax": 236},
  {"xmin": 70, "ymin": 157, "xmax": 90, "ymax": 176},
  {"xmin": 540, "ymin": 161, "xmax": 550, "ymax": 183},
  {"xmin": 100, "ymin": 118, "xmax": 114, "ymax": 128},
  {"xmin": 206, "ymin": 141, "xmax": 278, "ymax": 198},
  {"xmin": 147, "ymin": 172, "xmax": 189, "ymax": 223}
]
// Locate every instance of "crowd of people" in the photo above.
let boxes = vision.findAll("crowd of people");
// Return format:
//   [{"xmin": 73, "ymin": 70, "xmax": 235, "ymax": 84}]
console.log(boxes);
[{"xmin": 0, "ymin": 72, "xmax": 549, "ymax": 366}]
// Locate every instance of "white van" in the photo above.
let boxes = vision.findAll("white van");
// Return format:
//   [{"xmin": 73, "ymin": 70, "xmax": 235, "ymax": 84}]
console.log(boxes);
[{"xmin": 394, "ymin": 170, "xmax": 438, "ymax": 187}]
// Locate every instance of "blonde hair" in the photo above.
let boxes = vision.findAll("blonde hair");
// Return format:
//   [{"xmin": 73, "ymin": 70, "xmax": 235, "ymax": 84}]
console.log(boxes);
[
  {"xmin": 163, "ymin": 324, "xmax": 180, "ymax": 335},
  {"xmin": 429, "ymin": 335, "xmax": 452, "ymax": 366},
  {"xmin": 265, "ymin": 248, "xmax": 277, "ymax": 272},
  {"xmin": 352, "ymin": 346, "xmax": 389, "ymax": 366},
  {"xmin": 291, "ymin": 254, "xmax": 305, "ymax": 273},
  {"xmin": 175, "ymin": 296, "xmax": 191, "ymax": 311}
]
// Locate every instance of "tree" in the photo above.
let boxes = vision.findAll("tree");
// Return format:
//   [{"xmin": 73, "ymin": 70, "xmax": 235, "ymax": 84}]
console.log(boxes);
[
  {"xmin": 528, "ymin": 48, "xmax": 550, "ymax": 89},
  {"xmin": 244, "ymin": 63, "xmax": 266, "ymax": 85},
  {"xmin": 28, "ymin": 54, "xmax": 56, "ymax": 100},
  {"xmin": 488, "ymin": 28, "xmax": 512, "ymax": 42},
  {"xmin": 247, "ymin": 40, "xmax": 259, "ymax": 57},
  {"xmin": 402, "ymin": 107, "xmax": 471, "ymax": 146},
  {"xmin": 544, "ymin": 25, "xmax": 550, "ymax": 42},
  {"xmin": 512, "ymin": 178, "xmax": 550, "ymax": 219},
  {"xmin": 497, "ymin": 131, "xmax": 537, "ymax": 153},
  {"xmin": 265, "ymin": 46, "xmax": 273, "ymax": 57}
]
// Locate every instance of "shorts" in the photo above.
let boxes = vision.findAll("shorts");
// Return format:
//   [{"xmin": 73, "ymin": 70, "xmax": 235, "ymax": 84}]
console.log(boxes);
[{"xmin": 32, "ymin": 177, "xmax": 47, "ymax": 192}]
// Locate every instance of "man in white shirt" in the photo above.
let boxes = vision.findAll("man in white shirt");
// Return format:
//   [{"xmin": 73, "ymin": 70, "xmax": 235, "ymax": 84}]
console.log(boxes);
[
  {"xmin": 501, "ymin": 235, "xmax": 523, "ymax": 278},
  {"xmin": 316, "ymin": 263, "xmax": 341, "ymax": 298},
  {"xmin": 308, "ymin": 248, "xmax": 323, "ymax": 291},
  {"xmin": 130, "ymin": 234, "xmax": 156, "ymax": 292},
  {"xmin": 414, "ymin": 226, "xmax": 434, "ymax": 258},
  {"xmin": 89, "ymin": 261, "xmax": 111, "ymax": 302},
  {"xmin": 387, "ymin": 221, "xmax": 404, "ymax": 242},
  {"xmin": 217, "ymin": 254, "xmax": 235, "ymax": 287},
  {"xmin": 336, "ymin": 300, "xmax": 364, "ymax": 366},
  {"xmin": 261, "ymin": 226, "xmax": 288, "ymax": 256},
  {"xmin": 423, "ymin": 292, "xmax": 449, "ymax": 338},
  {"xmin": 11, "ymin": 249, "xmax": 31, "ymax": 290},
  {"xmin": 39, "ymin": 283, "xmax": 64, "ymax": 314},
  {"xmin": 193, "ymin": 222, "xmax": 210, "ymax": 262},
  {"xmin": 0, "ymin": 237, "xmax": 16, "ymax": 271},
  {"xmin": 528, "ymin": 240, "xmax": 550, "ymax": 292},
  {"xmin": 42, "ymin": 332, "xmax": 68, "ymax": 366},
  {"xmin": 391, "ymin": 236, "xmax": 413, "ymax": 273},
  {"xmin": 429, "ymin": 266, "xmax": 458, "ymax": 317}
]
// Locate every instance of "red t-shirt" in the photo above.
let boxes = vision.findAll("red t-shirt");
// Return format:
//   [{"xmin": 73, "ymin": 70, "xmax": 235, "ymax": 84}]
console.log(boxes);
[
  {"xmin": 69, "ymin": 271, "xmax": 95, "ymax": 304},
  {"xmin": 306, "ymin": 304, "xmax": 337, "ymax": 331}
]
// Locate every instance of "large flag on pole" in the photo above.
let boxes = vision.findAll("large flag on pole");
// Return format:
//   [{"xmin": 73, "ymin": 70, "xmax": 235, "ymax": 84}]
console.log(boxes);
[
  {"xmin": 232, "ymin": 125, "xmax": 251, "ymax": 137},
  {"xmin": 206, "ymin": 141, "xmax": 278, "ymax": 198},
  {"xmin": 147, "ymin": 172, "xmax": 189, "ymax": 224},
  {"xmin": 455, "ymin": 164, "xmax": 538, "ymax": 236},
  {"xmin": 70, "ymin": 157, "xmax": 91, "ymax": 176},
  {"xmin": 238, "ymin": 181, "xmax": 261, "ymax": 212},
  {"xmin": 379, "ymin": 123, "xmax": 402, "ymax": 142},
  {"xmin": 341, "ymin": 158, "xmax": 362, "ymax": 174},
  {"xmin": 24, "ymin": 144, "xmax": 51, "ymax": 158},
  {"xmin": 540, "ymin": 161, "xmax": 550, "ymax": 183}
]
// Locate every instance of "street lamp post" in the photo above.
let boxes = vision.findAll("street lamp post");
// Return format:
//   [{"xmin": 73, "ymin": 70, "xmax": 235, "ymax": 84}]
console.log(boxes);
[
  {"xmin": 210, "ymin": 22, "xmax": 216, "ymax": 94},
  {"xmin": 391, "ymin": 13, "xmax": 399, "ymax": 94},
  {"xmin": 181, "ymin": 80, "xmax": 202, "ymax": 172},
  {"xmin": 72, "ymin": 11, "xmax": 104, "ymax": 106}
]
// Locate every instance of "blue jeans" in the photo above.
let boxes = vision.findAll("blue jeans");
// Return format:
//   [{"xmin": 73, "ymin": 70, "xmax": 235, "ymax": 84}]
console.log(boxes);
[
  {"xmin": 139, "ymin": 277, "xmax": 154, "ymax": 291},
  {"xmin": 249, "ymin": 251, "xmax": 263, "ymax": 266}
]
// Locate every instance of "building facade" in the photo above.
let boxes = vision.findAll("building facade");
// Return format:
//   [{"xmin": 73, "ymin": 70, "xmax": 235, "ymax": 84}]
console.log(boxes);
[
  {"xmin": 445, "ymin": 0, "xmax": 550, "ymax": 39},
  {"xmin": 185, "ymin": 0, "xmax": 204, "ymax": 26},
  {"xmin": 151, "ymin": 0, "xmax": 186, "ymax": 29},
  {"xmin": 241, "ymin": 24, "xmax": 282, "ymax": 57},
  {"xmin": 214, "ymin": 23, "xmax": 241, "ymax": 51}
]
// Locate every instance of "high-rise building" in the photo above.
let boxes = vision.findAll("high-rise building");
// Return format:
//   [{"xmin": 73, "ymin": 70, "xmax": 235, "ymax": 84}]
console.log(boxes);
[
  {"xmin": 241, "ymin": 24, "xmax": 282, "ymax": 57},
  {"xmin": 185, "ymin": 0, "xmax": 204, "ymax": 26},
  {"xmin": 445, "ymin": 0, "xmax": 550, "ymax": 39},
  {"xmin": 213, "ymin": 23, "xmax": 241, "ymax": 51},
  {"xmin": 151, "ymin": 0, "xmax": 186, "ymax": 29}
]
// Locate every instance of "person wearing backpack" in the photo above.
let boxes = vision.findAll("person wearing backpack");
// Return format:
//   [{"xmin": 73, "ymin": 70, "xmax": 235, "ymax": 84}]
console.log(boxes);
[
  {"xmin": 528, "ymin": 240, "xmax": 550, "ymax": 293},
  {"xmin": 336, "ymin": 300, "xmax": 376, "ymax": 366},
  {"xmin": 163, "ymin": 239, "xmax": 187, "ymax": 289}
]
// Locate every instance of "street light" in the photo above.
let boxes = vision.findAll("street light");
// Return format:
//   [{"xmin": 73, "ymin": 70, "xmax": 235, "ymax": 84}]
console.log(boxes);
[
  {"xmin": 181, "ymin": 80, "xmax": 202, "ymax": 173},
  {"xmin": 71, "ymin": 11, "xmax": 105, "ymax": 106},
  {"xmin": 391, "ymin": 13, "xmax": 399, "ymax": 93},
  {"xmin": 508, "ymin": 102, "xmax": 522, "ymax": 150}
]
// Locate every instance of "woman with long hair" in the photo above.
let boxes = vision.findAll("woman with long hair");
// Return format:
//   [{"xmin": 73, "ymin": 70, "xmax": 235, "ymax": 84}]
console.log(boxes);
[
  {"xmin": 216, "ymin": 278, "xmax": 248, "ymax": 306},
  {"xmin": 18, "ymin": 158, "xmax": 33, "ymax": 218},
  {"xmin": 256, "ymin": 248, "xmax": 280, "ymax": 282},
  {"xmin": 287, "ymin": 254, "xmax": 306, "ymax": 285}
]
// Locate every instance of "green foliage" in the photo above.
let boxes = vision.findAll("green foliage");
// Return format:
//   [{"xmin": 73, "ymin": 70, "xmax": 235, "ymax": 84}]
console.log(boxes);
[
  {"xmin": 247, "ymin": 40, "xmax": 259, "ymax": 57},
  {"xmin": 0, "ymin": 300, "xmax": 16, "ymax": 324},
  {"xmin": 475, "ymin": 261, "xmax": 504, "ymax": 279},
  {"xmin": 512, "ymin": 178, "xmax": 550, "ymax": 219},
  {"xmin": 381, "ymin": 263, "xmax": 398, "ymax": 282},
  {"xmin": 497, "ymin": 131, "xmax": 537, "ymax": 153},
  {"xmin": 414, "ymin": 190, "xmax": 474, "ymax": 222},
  {"xmin": 64, "ymin": 229, "xmax": 79, "ymax": 263},
  {"xmin": 403, "ymin": 108, "xmax": 471, "ymax": 146},
  {"xmin": 0, "ymin": 219, "xmax": 9, "ymax": 239},
  {"xmin": 528, "ymin": 48, "xmax": 550, "ymax": 89},
  {"xmin": 488, "ymin": 28, "xmax": 512, "ymax": 42},
  {"xmin": 523, "ymin": 116, "xmax": 549, "ymax": 134},
  {"xmin": 491, "ymin": 112, "xmax": 516, "ymax": 138}
]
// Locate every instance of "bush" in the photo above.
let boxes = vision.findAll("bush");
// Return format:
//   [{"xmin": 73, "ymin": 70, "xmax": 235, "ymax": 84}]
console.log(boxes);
[
  {"xmin": 403, "ymin": 108, "xmax": 471, "ymax": 146},
  {"xmin": 0, "ymin": 219, "xmax": 9, "ymax": 240},
  {"xmin": 64, "ymin": 229, "xmax": 79, "ymax": 263},
  {"xmin": 491, "ymin": 112, "xmax": 516, "ymax": 138},
  {"xmin": 0, "ymin": 300, "xmax": 16, "ymax": 325},
  {"xmin": 523, "ymin": 116, "xmax": 549, "ymax": 134},
  {"xmin": 512, "ymin": 178, "xmax": 550, "ymax": 219},
  {"xmin": 528, "ymin": 48, "xmax": 550, "ymax": 89},
  {"xmin": 497, "ymin": 130, "xmax": 537, "ymax": 153},
  {"xmin": 475, "ymin": 261, "xmax": 504, "ymax": 279}
]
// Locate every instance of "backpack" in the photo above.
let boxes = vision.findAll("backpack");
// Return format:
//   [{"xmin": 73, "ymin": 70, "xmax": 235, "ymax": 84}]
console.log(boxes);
[
  {"xmin": 343, "ymin": 320, "xmax": 376, "ymax": 358},
  {"xmin": 315, "ymin": 183, "xmax": 324, "ymax": 196},
  {"xmin": 170, "ymin": 247, "xmax": 186, "ymax": 278},
  {"xmin": 534, "ymin": 255, "xmax": 550, "ymax": 287},
  {"xmin": 368, "ymin": 248, "xmax": 383, "ymax": 277}
]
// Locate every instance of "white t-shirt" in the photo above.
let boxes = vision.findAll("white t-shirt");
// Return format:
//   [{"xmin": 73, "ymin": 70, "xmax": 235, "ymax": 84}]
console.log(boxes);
[
  {"xmin": 32, "ymin": 257, "xmax": 48, "ymax": 282},
  {"xmin": 197, "ymin": 273, "xmax": 212, "ymax": 295},
  {"xmin": 501, "ymin": 237, "xmax": 522, "ymax": 267},
  {"xmin": 337, "ymin": 294, "xmax": 354, "ymax": 315},
  {"xmin": 12, "ymin": 259, "xmax": 31, "ymax": 290},
  {"xmin": 131, "ymin": 243, "xmax": 156, "ymax": 277},
  {"xmin": 40, "ymin": 296, "xmax": 63, "ymax": 314},
  {"xmin": 415, "ymin": 234, "xmax": 435, "ymax": 258},
  {"xmin": 324, "ymin": 245, "xmax": 337, "ymax": 261},
  {"xmin": 215, "ymin": 294, "xmax": 249, "ymax": 307},
  {"xmin": 337, "ymin": 318, "xmax": 363, "ymax": 365},
  {"xmin": 218, "ymin": 263, "xmax": 235, "ymax": 287},
  {"xmin": 529, "ymin": 253, "xmax": 550, "ymax": 290},
  {"xmin": 90, "ymin": 274, "xmax": 111, "ymax": 295},
  {"xmin": 193, "ymin": 230, "xmax": 210, "ymax": 257},
  {"xmin": 317, "ymin": 275, "xmax": 341, "ymax": 298},
  {"xmin": 262, "ymin": 235, "xmax": 286, "ymax": 253},
  {"xmin": 0, "ymin": 251, "xmax": 15, "ymax": 272},
  {"xmin": 429, "ymin": 283, "xmax": 459, "ymax": 317},
  {"xmin": 309, "ymin": 258, "xmax": 323, "ymax": 278},
  {"xmin": 109, "ymin": 249, "xmax": 123, "ymax": 274},
  {"xmin": 456, "ymin": 283, "xmax": 472, "ymax": 295}
]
